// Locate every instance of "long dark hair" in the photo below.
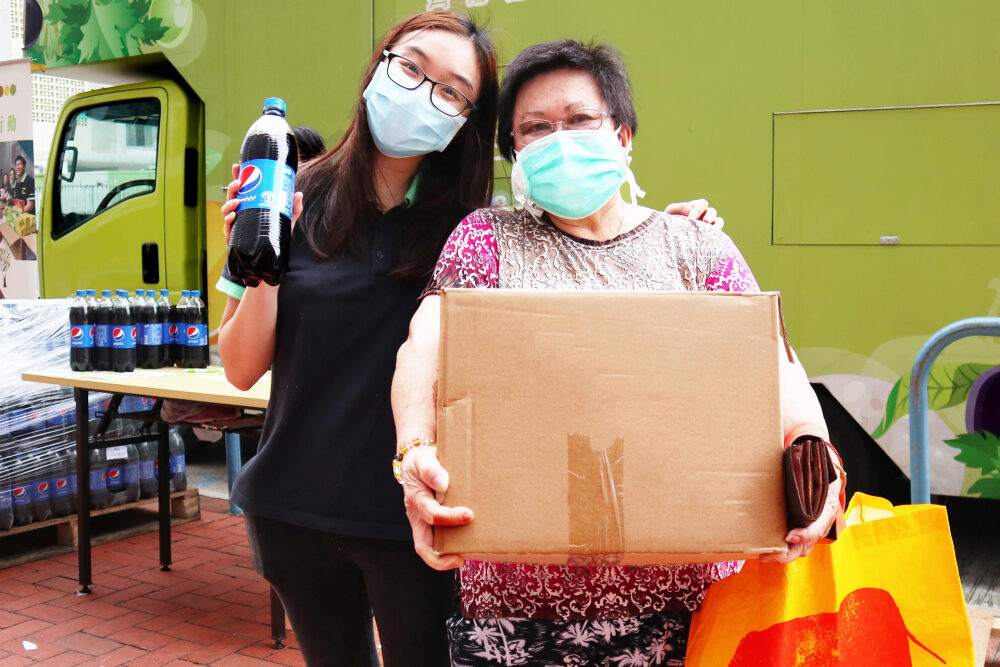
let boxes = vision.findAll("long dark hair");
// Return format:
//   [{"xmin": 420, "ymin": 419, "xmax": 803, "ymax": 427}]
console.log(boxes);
[{"xmin": 298, "ymin": 12, "xmax": 498, "ymax": 281}]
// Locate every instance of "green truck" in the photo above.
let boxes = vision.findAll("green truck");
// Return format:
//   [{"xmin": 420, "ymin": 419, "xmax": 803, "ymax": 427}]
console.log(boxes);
[{"xmin": 26, "ymin": 0, "xmax": 1000, "ymax": 500}]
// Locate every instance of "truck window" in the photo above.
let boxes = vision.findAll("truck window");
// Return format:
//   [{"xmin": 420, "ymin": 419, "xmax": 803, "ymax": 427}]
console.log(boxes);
[{"xmin": 53, "ymin": 99, "xmax": 160, "ymax": 238}]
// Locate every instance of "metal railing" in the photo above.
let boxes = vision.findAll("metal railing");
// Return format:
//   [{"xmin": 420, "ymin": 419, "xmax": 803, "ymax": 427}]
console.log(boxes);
[{"xmin": 909, "ymin": 317, "xmax": 1000, "ymax": 503}]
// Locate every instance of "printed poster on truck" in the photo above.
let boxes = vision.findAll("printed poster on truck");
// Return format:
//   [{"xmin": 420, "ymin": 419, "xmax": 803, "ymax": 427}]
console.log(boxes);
[{"xmin": 0, "ymin": 58, "xmax": 37, "ymax": 299}]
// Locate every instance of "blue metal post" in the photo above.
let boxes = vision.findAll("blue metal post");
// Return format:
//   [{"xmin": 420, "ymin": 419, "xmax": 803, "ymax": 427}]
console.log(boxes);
[
  {"xmin": 909, "ymin": 317, "xmax": 1000, "ymax": 504},
  {"xmin": 225, "ymin": 432, "xmax": 243, "ymax": 514}
]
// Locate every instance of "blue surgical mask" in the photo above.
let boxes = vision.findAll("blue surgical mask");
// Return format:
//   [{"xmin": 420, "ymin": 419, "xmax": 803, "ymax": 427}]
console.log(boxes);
[
  {"xmin": 363, "ymin": 61, "xmax": 467, "ymax": 158},
  {"xmin": 511, "ymin": 128, "xmax": 643, "ymax": 220}
]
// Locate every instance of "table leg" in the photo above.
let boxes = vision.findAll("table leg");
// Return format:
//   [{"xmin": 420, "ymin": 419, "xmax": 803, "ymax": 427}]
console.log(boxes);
[
  {"xmin": 224, "ymin": 433, "xmax": 242, "ymax": 515},
  {"xmin": 158, "ymin": 423, "xmax": 171, "ymax": 571},
  {"xmin": 270, "ymin": 588, "xmax": 286, "ymax": 649},
  {"xmin": 74, "ymin": 388, "xmax": 91, "ymax": 595}
]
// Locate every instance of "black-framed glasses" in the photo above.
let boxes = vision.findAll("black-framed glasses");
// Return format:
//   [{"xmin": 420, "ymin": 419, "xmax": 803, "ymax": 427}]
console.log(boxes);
[
  {"xmin": 513, "ymin": 108, "xmax": 612, "ymax": 143},
  {"xmin": 381, "ymin": 50, "xmax": 477, "ymax": 117}
]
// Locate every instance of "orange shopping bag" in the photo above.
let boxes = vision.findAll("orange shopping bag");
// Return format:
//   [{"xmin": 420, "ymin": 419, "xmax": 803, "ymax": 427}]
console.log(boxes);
[{"xmin": 686, "ymin": 493, "xmax": 974, "ymax": 666}]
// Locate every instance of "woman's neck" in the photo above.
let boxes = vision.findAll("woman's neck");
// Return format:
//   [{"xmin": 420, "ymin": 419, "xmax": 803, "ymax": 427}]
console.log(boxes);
[
  {"xmin": 373, "ymin": 152, "xmax": 423, "ymax": 211},
  {"xmin": 547, "ymin": 194, "xmax": 640, "ymax": 242}
]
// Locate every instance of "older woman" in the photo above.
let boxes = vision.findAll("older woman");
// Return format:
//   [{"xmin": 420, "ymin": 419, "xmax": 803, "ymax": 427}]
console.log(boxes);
[{"xmin": 393, "ymin": 40, "xmax": 843, "ymax": 665}]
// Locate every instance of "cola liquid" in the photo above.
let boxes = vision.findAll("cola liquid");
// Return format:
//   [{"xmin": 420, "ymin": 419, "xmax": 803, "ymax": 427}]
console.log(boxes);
[
  {"xmin": 93, "ymin": 290, "xmax": 113, "ymax": 371},
  {"xmin": 181, "ymin": 290, "xmax": 209, "ymax": 369},
  {"xmin": 156, "ymin": 290, "xmax": 174, "ymax": 367},
  {"xmin": 69, "ymin": 289, "xmax": 95, "ymax": 371},
  {"xmin": 227, "ymin": 97, "xmax": 298, "ymax": 287},
  {"xmin": 0, "ymin": 450, "xmax": 13, "ymax": 530},
  {"xmin": 136, "ymin": 289, "xmax": 164, "ymax": 368},
  {"xmin": 105, "ymin": 444, "xmax": 140, "ymax": 506},
  {"xmin": 110, "ymin": 289, "xmax": 136, "ymax": 372}
]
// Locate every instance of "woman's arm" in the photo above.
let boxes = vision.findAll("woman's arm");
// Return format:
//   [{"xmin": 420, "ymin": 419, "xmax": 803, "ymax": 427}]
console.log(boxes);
[
  {"xmin": 217, "ymin": 164, "xmax": 302, "ymax": 390},
  {"xmin": 392, "ymin": 295, "xmax": 472, "ymax": 570}
]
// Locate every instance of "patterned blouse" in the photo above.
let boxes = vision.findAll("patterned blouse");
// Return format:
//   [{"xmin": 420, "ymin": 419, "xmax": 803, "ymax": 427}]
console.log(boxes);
[{"xmin": 426, "ymin": 207, "xmax": 759, "ymax": 622}]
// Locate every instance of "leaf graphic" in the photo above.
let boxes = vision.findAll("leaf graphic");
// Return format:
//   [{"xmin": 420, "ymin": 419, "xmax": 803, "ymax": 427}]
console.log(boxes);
[
  {"xmin": 968, "ymin": 476, "xmax": 1000, "ymax": 499},
  {"xmin": 945, "ymin": 431, "xmax": 1000, "ymax": 472},
  {"xmin": 870, "ymin": 363, "xmax": 992, "ymax": 439}
]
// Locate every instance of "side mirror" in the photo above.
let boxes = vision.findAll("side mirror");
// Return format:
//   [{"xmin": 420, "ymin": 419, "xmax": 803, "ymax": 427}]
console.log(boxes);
[{"xmin": 61, "ymin": 146, "xmax": 78, "ymax": 182}]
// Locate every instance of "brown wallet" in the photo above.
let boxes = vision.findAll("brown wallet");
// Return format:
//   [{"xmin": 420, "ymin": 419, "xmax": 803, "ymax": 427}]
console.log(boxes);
[{"xmin": 784, "ymin": 436, "xmax": 837, "ymax": 529}]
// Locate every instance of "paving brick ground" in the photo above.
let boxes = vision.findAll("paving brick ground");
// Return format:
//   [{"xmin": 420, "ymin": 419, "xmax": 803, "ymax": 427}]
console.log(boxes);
[{"xmin": 0, "ymin": 498, "xmax": 311, "ymax": 666}]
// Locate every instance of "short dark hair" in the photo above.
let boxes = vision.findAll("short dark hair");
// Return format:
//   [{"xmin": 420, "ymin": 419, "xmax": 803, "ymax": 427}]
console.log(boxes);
[
  {"xmin": 497, "ymin": 40, "xmax": 637, "ymax": 161},
  {"xmin": 292, "ymin": 126, "xmax": 326, "ymax": 162},
  {"xmin": 14, "ymin": 155, "xmax": 26, "ymax": 167}
]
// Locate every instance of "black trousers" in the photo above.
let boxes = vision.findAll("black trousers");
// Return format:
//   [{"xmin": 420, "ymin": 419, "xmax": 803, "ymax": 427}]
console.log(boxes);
[{"xmin": 245, "ymin": 514, "xmax": 454, "ymax": 667}]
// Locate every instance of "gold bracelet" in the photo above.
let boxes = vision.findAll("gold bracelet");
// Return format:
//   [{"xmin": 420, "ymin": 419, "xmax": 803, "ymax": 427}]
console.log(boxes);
[{"xmin": 392, "ymin": 437, "xmax": 437, "ymax": 484}]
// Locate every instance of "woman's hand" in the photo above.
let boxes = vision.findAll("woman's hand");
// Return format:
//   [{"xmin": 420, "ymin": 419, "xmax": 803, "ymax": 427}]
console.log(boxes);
[
  {"xmin": 760, "ymin": 467, "xmax": 843, "ymax": 565},
  {"xmin": 222, "ymin": 163, "xmax": 303, "ymax": 245},
  {"xmin": 400, "ymin": 445, "xmax": 472, "ymax": 571},
  {"xmin": 665, "ymin": 198, "xmax": 724, "ymax": 228}
]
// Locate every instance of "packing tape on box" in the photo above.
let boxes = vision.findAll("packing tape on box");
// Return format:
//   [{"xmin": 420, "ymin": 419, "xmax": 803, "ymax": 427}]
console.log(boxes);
[{"xmin": 566, "ymin": 433, "xmax": 625, "ymax": 567}]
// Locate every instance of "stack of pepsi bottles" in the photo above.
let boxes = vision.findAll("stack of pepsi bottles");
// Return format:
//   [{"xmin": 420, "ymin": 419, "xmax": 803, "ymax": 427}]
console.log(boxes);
[{"xmin": 69, "ymin": 289, "xmax": 209, "ymax": 371}]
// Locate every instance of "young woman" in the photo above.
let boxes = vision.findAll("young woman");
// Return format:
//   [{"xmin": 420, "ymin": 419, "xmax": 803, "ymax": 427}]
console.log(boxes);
[{"xmin": 218, "ymin": 12, "xmax": 499, "ymax": 666}]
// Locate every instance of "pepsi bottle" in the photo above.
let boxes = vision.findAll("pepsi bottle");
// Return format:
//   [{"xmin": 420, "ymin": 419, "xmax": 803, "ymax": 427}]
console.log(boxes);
[
  {"xmin": 110, "ymin": 289, "xmax": 137, "ymax": 372},
  {"xmin": 228, "ymin": 97, "xmax": 298, "ymax": 287},
  {"xmin": 69, "ymin": 290, "xmax": 95, "ymax": 371},
  {"xmin": 48, "ymin": 447, "xmax": 76, "ymax": 517},
  {"xmin": 182, "ymin": 290, "xmax": 209, "ymax": 369},
  {"xmin": 27, "ymin": 449, "xmax": 52, "ymax": 523},
  {"xmin": 88, "ymin": 448, "xmax": 109, "ymax": 510},
  {"xmin": 137, "ymin": 289, "xmax": 164, "ymax": 368},
  {"xmin": 155, "ymin": 430, "xmax": 187, "ymax": 492},
  {"xmin": 94, "ymin": 290, "xmax": 113, "ymax": 371},
  {"xmin": 156, "ymin": 290, "xmax": 174, "ymax": 366},
  {"xmin": 137, "ymin": 441, "xmax": 157, "ymax": 498},
  {"xmin": 105, "ymin": 444, "xmax": 140, "ymax": 506},
  {"xmin": 0, "ymin": 451, "xmax": 13, "ymax": 530},
  {"xmin": 10, "ymin": 447, "xmax": 34, "ymax": 525}
]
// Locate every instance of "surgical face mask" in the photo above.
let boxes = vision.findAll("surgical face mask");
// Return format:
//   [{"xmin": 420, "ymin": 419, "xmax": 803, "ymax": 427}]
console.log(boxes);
[
  {"xmin": 363, "ymin": 61, "xmax": 468, "ymax": 158},
  {"xmin": 511, "ymin": 127, "xmax": 644, "ymax": 220}
]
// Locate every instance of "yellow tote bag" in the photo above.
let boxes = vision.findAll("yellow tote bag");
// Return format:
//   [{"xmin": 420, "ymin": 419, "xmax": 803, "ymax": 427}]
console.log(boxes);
[{"xmin": 686, "ymin": 493, "xmax": 974, "ymax": 666}]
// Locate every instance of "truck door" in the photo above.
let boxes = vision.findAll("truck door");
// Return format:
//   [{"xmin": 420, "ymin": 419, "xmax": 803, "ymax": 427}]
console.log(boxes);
[{"xmin": 39, "ymin": 81, "xmax": 200, "ymax": 298}]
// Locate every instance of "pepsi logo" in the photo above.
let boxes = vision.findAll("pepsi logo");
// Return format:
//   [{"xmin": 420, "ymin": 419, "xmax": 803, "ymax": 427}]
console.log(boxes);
[
  {"xmin": 12, "ymin": 487, "xmax": 26, "ymax": 498},
  {"xmin": 108, "ymin": 469, "xmax": 121, "ymax": 480},
  {"xmin": 37, "ymin": 482, "xmax": 48, "ymax": 493},
  {"xmin": 168, "ymin": 324, "xmax": 178, "ymax": 336},
  {"xmin": 238, "ymin": 165, "xmax": 263, "ymax": 193},
  {"xmin": 130, "ymin": 328, "xmax": 137, "ymax": 341},
  {"xmin": 71, "ymin": 327, "xmax": 84, "ymax": 341},
  {"xmin": 56, "ymin": 479, "xmax": 68, "ymax": 490},
  {"xmin": 112, "ymin": 328, "xmax": 125, "ymax": 341},
  {"xmin": 187, "ymin": 326, "xmax": 200, "ymax": 341},
  {"xmin": 89, "ymin": 326, "xmax": 95, "ymax": 338}
]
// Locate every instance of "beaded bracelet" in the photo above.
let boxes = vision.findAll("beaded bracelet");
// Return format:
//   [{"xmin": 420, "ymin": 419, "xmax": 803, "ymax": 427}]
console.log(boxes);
[{"xmin": 392, "ymin": 437, "xmax": 437, "ymax": 484}]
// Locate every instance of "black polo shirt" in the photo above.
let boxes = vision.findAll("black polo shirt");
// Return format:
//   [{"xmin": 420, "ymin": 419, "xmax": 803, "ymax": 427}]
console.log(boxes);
[{"xmin": 230, "ymin": 200, "xmax": 424, "ymax": 540}]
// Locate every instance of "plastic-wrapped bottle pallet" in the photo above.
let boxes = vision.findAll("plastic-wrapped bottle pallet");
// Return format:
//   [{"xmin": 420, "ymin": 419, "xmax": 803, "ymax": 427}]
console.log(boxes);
[{"xmin": 0, "ymin": 300, "xmax": 115, "ymax": 529}]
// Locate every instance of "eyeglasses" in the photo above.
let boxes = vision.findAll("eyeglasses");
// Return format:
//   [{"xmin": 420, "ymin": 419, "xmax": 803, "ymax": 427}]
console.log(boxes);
[
  {"xmin": 513, "ymin": 109, "xmax": 612, "ymax": 143},
  {"xmin": 381, "ymin": 50, "xmax": 477, "ymax": 117}
]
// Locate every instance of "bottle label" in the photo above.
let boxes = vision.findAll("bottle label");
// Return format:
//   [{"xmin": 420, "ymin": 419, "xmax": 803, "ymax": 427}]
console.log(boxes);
[
  {"xmin": 11, "ymin": 484, "xmax": 30, "ymax": 506},
  {"xmin": 184, "ymin": 324, "xmax": 208, "ymax": 347},
  {"xmin": 169, "ymin": 455, "xmax": 185, "ymax": 474},
  {"xmin": 0, "ymin": 487, "xmax": 11, "ymax": 510},
  {"xmin": 111, "ymin": 326, "xmax": 137, "ymax": 349},
  {"xmin": 139, "ymin": 460, "xmax": 155, "ymax": 480},
  {"xmin": 51, "ymin": 476, "xmax": 72, "ymax": 498},
  {"xmin": 95, "ymin": 324, "xmax": 111, "ymax": 348},
  {"xmin": 70, "ymin": 325, "xmax": 95, "ymax": 348},
  {"xmin": 140, "ymin": 323, "xmax": 163, "ymax": 346},
  {"xmin": 124, "ymin": 463, "xmax": 139, "ymax": 484},
  {"xmin": 106, "ymin": 464, "xmax": 125, "ymax": 489},
  {"xmin": 163, "ymin": 322, "xmax": 176, "ymax": 345},
  {"xmin": 30, "ymin": 480, "xmax": 51, "ymax": 502},
  {"xmin": 89, "ymin": 469, "xmax": 106, "ymax": 490},
  {"xmin": 235, "ymin": 158, "xmax": 295, "ymax": 218}
]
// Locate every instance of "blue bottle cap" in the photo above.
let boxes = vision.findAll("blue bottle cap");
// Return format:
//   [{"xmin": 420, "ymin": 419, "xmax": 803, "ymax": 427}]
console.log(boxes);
[
  {"xmin": 102, "ymin": 289, "xmax": 111, "ymax": 296},
  {"xmin": 135, "ymin": 289, "xmax": 145, "ymax": 296},
  {"xmin": 192, "ymin": 290, "xmax": 201, "ymax": 297},
  {"xmin": 160, "ymin": 289, "xmax": 169, "ymax": 296},
  {"xmin": 87, "ymin": 289, "xmax": 96, "ymax": 296},
  {"xmin": 76, "ymin": 289, "xmax": 86, "ymax": 296},
  {"xmin": 116, "ymin": 289, "xmax": 129, "ymax": 297},
  {"xmin": 263, "ymin": 97, "xmax": 286, "ymax": 115},
  {"xmin": 181, "ymin": 290, "xmax": 190, "ymax": 297}
]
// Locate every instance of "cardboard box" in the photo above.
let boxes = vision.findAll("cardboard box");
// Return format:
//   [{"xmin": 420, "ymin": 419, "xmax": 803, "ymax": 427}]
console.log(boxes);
[{"xmin": 435, "ymin": 289, "xmax": 788, "ymax": 565}]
